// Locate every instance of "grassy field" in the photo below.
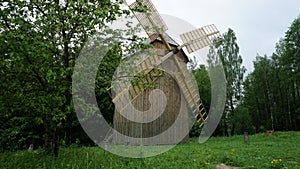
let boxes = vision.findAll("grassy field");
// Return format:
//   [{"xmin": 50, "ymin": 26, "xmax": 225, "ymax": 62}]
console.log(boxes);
[{"xmin": 0, "ymin": 132, "xmax": 299, "ymax": 169}]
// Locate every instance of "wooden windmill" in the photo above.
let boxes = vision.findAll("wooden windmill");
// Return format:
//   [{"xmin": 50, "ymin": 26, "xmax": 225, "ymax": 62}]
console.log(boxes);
[{"xmin": 108, "ymin": 0, "xmax": 222, "ymax": 145}]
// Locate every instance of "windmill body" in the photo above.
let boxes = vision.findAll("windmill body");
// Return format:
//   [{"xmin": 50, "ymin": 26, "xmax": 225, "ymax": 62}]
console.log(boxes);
[{"xmin": 108, "ymin": 0, "xmax": 222, "ymax": 145}]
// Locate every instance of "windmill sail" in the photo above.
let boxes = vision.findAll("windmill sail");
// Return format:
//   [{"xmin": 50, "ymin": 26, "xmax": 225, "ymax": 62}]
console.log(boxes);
[
  {"xmin": 180, "ymin": 24, "xmax": 222, "ymax": 53},
  {"xmin": 127, "ymin": 0, "xmax": 168, "ymax": 41},
  {"xmin": 172, "ymin": 57, "xmax": 208, "ymax": 126}
]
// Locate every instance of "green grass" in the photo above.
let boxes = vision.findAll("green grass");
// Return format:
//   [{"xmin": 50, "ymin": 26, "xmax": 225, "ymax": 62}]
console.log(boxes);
[{"xmin": 0, "ymin": 132, "xmax": 299, "ymax": 169}]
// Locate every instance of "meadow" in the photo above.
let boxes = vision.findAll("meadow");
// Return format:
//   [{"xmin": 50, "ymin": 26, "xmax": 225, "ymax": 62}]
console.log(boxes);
[{"xmin": 0, "ymin": 132, "xmax": 299, "ymax": 169}]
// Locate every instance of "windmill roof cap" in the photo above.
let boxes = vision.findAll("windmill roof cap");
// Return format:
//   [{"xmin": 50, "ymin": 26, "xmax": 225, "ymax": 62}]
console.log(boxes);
[{"xmin": 146, "ymin": 33, "xmax": 179, "ymax": 46}]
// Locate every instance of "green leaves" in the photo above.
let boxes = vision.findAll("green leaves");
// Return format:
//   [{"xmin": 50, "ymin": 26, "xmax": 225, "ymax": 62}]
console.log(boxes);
[
  {"xmin": 207, "ymin": 28, "xmax": 246, "ymax": 136},
  {"xmin": 0, "ymin": 0, "xmax": 128, "ymax": 154},
  {"xmin": 243, "ymin": 16, "xmax": 300, "ymax": 133}
]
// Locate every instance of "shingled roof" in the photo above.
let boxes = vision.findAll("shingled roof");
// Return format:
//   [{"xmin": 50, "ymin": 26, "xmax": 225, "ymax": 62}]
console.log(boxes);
[{"xmin": 145, "ymin": 33, "xmax": 179, "ymax": 46}]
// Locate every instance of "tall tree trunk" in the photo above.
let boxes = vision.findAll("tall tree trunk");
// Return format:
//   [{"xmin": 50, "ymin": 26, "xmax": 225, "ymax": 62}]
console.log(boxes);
[
  {"xmin": 255, "ymin": 97, "xmax": 261, "ymax": 133},
  {"xmin": 287, "ymin": 89, "xmax": 292, "ymax": 130},
  {"xmin": 291, "ymin": 79, "xmax": 297, "ymax": 130},
  {"xmin": 44, "ymin": 126, "xmax": 52, "ymax": 155},
  {"xmin": 276, "ymin": 70, "xmax": 284, "ymax": 130},
  {"xmin": 53, "ymin": 130, "xmax": 59, "ymax": 158},
  {"xmin": 224, "ymin": 116, "xmax": 229, "ymax": 136},
  {"xmin": 230, "ymin": 98, "xmax": 235, "ymax": 136}
]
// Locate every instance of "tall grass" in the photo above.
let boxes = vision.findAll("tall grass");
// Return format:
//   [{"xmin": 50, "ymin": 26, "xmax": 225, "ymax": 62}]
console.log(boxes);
[{"xmin": 0, "ymin": 132, "xmax": 299, "ymax": 169}]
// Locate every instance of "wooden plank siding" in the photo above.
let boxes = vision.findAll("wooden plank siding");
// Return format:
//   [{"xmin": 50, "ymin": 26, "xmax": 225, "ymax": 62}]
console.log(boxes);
[{"xmin": 113, "ymin": 39, "xmax": 190, "ymax": 145}]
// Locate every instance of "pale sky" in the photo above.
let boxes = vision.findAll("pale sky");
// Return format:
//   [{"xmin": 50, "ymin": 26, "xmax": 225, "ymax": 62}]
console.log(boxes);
[{"xmin": 149, "ymin": 0, "xmax": 300, "ymax": 73}]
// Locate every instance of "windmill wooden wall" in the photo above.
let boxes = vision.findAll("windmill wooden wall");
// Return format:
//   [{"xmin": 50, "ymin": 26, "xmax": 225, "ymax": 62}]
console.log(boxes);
[{"xmin": 113, "ymin": 38, "xmax": 192, "ymax": 145}]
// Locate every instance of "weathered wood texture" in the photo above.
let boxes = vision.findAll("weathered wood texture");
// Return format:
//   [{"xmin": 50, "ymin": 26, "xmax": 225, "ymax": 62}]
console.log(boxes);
[{"xmin": 113, "ymin": 40, "xmax": 191, "ymax": 145}]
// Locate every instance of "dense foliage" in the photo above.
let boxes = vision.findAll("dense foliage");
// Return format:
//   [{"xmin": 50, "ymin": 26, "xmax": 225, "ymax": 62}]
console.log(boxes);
[
  {"xmin": 191, "ymin": 16, "xmax": 299, "ymax": 136},
  {"xmin": 242, "ymin": 16, "xmax": 300, "ymax": 132},
  {"xmin": 0, "ymin": 0, "xmax": 127, "ymax": 155}
]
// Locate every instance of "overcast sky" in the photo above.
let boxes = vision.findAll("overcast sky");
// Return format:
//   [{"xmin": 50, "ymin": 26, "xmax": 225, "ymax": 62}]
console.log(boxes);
[{"xmin": 148, "ymin": 0, "xmax": 300, "ymax": 73}]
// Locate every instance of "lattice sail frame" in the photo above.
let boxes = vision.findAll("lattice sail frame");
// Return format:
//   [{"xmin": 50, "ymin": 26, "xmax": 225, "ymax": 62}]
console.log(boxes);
[
  {"xmin": 126, "ymin": 0, "xmax": 168, "ymax": 41},
  {"xmin": 180, "ymin": 24, "xmax": 222, "ymax": 54}
]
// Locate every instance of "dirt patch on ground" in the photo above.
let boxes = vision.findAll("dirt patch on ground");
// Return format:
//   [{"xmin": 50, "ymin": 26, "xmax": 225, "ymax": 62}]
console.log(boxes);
[{"xmin": 216, "ymin": 164, "xmax": 240, "ymax": 169}]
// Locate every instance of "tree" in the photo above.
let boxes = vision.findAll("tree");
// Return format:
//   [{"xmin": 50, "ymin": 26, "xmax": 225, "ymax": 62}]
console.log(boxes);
[
  {"xmin": 242, "ymin": 15, "xmax": 300, "ymax": 132},
  {"xmin": 0, "ymin": 0, "xmax": 127, "ymax": 156},
  {"xmin": 233, "ymin": 103, "xmax": 253, "ymax": 135},
  {"xmin": 244, "ymin": 56, "xmax": 275, "ymax": 131},
  {"xmin": 95, "ymin": 45, "xmax": 122, "ymax": 124},
  {"xmin": 280, "ymin": 16, "xmax": 300, "ymax": 130},
  {"xmin": 207, "ymin": 28, "xmax": 246, "ymax": 136}
]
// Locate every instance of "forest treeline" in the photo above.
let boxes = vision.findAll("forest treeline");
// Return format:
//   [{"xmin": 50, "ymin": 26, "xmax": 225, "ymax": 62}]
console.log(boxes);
[
  {"xmin": 243, "ymin": 17, "xmax": 300, "ymax": 132},
  {"xmin": 191, "ymin": 16, "xmax": 300, "ymax": 137},
  {"xmin": 0, "ymin": 1, "xmax": 299, "ymax": 156}
]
